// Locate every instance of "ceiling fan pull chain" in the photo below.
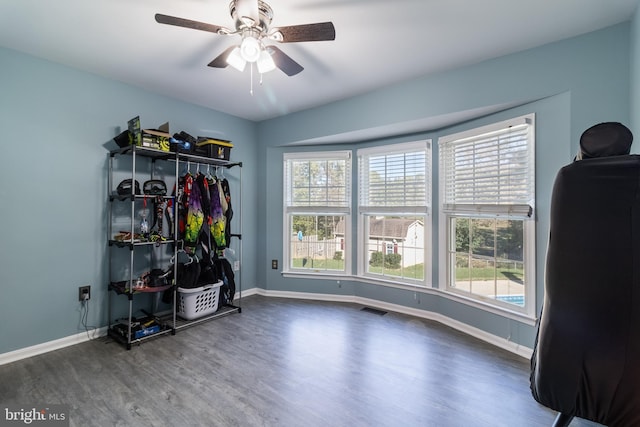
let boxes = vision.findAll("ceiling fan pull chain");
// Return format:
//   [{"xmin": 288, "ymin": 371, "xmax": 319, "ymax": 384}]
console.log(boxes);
[{"xmin": 250, "ymin": 62, "xmax": 254, "ymax": 96}]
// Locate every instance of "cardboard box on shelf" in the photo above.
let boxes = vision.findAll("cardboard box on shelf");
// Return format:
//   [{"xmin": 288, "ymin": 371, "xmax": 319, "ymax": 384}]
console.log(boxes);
[{"xmin": 125, "ymin": 116, "xmax": 171, "ymax": 151}]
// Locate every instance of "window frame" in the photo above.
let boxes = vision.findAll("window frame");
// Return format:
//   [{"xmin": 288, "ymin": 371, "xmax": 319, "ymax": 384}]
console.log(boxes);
[
  {"xmin": 357, "ymin": 140, "xmax": 432, "ymax": 286},
  {"xmin": 283, "ymin": 151, "xmax": 352, "ymax": 275},
  {"xmin": 438, "ymin": 114, "xmax": 536, "ymax": 316}
]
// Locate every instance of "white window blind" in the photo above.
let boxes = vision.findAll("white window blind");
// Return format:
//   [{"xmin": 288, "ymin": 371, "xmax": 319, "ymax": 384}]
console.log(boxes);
[
  {"xmin": 358, "ymin": 141, "xmax": 431, "ymax": 213},
  {"xmin": 284, "ymin": 151, "xmax": 351, "ymax": 211},
  {"xmin": 439, "ymin": 116, "xmax": 534, "ymax": 216}
]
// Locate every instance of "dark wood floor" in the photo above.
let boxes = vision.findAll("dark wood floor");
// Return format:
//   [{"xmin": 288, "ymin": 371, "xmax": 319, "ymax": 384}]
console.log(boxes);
[{"xmin": 0, "ymin": 295, "xmax": 600, "ymax": 427}]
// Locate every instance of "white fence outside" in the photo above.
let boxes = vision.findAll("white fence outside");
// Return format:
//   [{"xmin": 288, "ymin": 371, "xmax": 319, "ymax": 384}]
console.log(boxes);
[{"xmin": 292, "ymin": 235, "xmax": 341, "ymax": 260}]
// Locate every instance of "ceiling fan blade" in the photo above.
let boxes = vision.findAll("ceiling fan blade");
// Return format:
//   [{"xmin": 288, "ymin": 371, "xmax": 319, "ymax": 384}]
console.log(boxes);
[
  {"xmin": 271, "ymin": 22, "xmax": 335, "ymax": 43},
  {"xmin": 235, "ymin": 0, "xmax": 260, "ymax": 27},
  {"xmin": 155, "ymin": 13, "xmax": 224, "ymax": 34},
  {"xmin": 207, "ymin": 46, "xmax": 237, "ymax": 68},
  {"xmin": 266, "ymin": 46, "xmax": 304, "ymax": 76}
]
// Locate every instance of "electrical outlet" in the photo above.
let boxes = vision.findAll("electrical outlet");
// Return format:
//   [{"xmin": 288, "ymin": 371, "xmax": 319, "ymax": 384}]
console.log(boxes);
[
  {"xmin": 79, "ymin": 285, "xmax": 91, "ymax": 301},
  {"xmin": 271, "ymin": 259, "xmax": 278, "ymax": 269}
]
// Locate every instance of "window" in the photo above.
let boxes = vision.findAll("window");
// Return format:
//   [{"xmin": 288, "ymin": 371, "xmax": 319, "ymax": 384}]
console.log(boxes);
[
  {"xmin": 385, "ymin": 242, "xmax": 395, "ymax": 255},
  {"xmin": 358, "ymin": 141, "xmax": 431, "ymax": 284},
  {"xmin": 439, "ymin": 114, "xmax": 535, "ymax": 315},
  {"xmin": 283, "ymin": 151, "xmax": 351, "ymax": 273}
]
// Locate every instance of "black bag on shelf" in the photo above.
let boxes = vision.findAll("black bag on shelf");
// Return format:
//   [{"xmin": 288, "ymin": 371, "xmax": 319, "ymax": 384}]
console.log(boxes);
[
  {"xmin": 176, "ymin": 258, "xmax": 201, "ymax": 289},
  {"xmin": 117, "ymin": 179, "xmax": 140, "ymax": 195},
  {"xmin": 162, "ymin": 256, "xmax": 201, "ymax": 304},
  {"xmin": 197, "ymin": 253, "xmax": 219, "ymax": 285},
  {"xmin": 170, "ymin": 131, "xmax": 196, "ymax": 153},
  {"xmin": 113, "ymin": 130, "xmax": 132, "ymax": 148},
  {"xmin": 147, "ymin": 268, "xmax": 170, "ymax": 287}
]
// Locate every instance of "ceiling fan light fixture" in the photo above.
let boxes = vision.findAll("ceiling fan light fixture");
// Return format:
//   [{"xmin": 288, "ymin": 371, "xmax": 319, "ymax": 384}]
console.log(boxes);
[
  {"xmin": 240, "ymin": 35, "xmax": 261, "ymax": 62},
  {"xmin": 156, "ymin": 1, "xmax": 336, "ymax": 79},
  {"xmin": 257, "ymin": 49, "xmax": 276, "ymax": 74},
  {"xmin": 226, "ymin": 47, "xmax": 247, "ymax": 71}
]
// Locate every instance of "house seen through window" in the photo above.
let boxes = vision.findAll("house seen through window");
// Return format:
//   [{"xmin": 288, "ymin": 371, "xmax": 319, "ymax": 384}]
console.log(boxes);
[{"xmin": 358, "ymin": 141, "xmax": 431, "ymax": 284}]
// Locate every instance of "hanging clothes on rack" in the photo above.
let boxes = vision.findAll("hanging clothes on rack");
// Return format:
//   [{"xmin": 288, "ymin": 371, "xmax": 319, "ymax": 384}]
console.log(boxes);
[
  {"xmin": 194, "ymin": 172, "xmax": 216, "ymax": 284},
  {"xmin": 220, "ymin": 177, "xmax": 233, "ymax": 248},
  {"xmin": 209, "ymin": 176, "xmax": 226, "ymax": 250},
  {"xmin": 195, "ymin": 172, "xmax": 211, "ymax": 226},
  {"xmin": 217, "ymin": 257, "xmax": 236, "ymax": 304},
  {"xmin": 171, "ymin": 171, "xmax": 192, "ymax": 243},
  {"xmin": 184, "ymin": 173, "xmax": 204, "ymax": 250}
]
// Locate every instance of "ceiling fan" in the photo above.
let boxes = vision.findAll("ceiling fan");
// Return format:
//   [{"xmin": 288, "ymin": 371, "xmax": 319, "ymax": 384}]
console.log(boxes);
[{"xmin": 155, "ymin": 0, "xmax": 336, "ymax": 77}]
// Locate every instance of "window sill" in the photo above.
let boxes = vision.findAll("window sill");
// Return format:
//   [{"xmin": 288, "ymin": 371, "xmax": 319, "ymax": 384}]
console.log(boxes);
[
  {"xmin": 438, "ymin": 289, "xmax": 537, "ymax": 326},
  {"xmin": 280, "ymin": 271, "xmax": 537, "ymax": 326}
]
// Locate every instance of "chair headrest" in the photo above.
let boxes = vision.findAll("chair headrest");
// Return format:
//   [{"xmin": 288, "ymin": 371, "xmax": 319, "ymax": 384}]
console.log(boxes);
[{"xmin": 579, "ymin": 122, "xmax": 633, "ymax": 159}]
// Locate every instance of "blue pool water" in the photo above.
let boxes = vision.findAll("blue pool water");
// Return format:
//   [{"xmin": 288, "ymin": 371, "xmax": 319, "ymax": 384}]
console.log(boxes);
[{"xmin": 496, "ymin": 294, "xmax": 525, "ymax": 306}]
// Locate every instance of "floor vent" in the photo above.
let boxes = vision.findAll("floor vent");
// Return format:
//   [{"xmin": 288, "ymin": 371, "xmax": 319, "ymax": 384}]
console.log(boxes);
[{"xmin": 361, "ymin": 307, "xmax": 387, "ymax": 316}]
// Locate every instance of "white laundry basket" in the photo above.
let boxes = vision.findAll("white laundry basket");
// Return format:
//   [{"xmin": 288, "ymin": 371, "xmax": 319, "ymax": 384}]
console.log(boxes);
[{"xmin": 177, "ymin": 281, "xmax": 223, "ymax": 320}]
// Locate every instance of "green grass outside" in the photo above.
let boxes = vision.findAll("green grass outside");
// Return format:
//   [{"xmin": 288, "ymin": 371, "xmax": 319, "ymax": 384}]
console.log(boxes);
[
  {"xmin": 292, "ymin": 258, "xmax": 345, "ymax": 270},
  {"xmin": 291, "ymin": 259, "xmax": 523, "ymax": 283},
  {"xmin": 368, "ymin": 264, "xmax": 424, "ymax": 280},
  {"xmin": 455, "ymin": 266, "xmax": 524, "ymax": 282},
  {"xmin": 292, "ymin": 258, "xmax": 425, "ymax": 280}
]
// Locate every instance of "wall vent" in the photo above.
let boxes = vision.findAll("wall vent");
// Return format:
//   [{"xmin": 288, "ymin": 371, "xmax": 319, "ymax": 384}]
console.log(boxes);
[{"xmin": 361, "ymin": 307, "xmax": 387, "ymax": 316}]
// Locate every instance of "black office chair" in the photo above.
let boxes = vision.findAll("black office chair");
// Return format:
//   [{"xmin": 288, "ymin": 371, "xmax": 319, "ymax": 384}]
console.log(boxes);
[{"xmin": 530, "ymin": 122, "xmax": 640, "ymax": 427}]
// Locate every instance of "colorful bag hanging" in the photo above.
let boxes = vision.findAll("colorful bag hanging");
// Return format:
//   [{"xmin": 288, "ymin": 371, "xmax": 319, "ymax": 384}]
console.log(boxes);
[{"xmin": 209, "ymin": 178, "xmax": 226, "ymax": 249}]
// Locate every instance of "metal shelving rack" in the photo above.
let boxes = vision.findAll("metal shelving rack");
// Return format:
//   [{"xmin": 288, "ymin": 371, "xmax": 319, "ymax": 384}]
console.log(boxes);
[{"xmin": 107, "ymin": 144, "xmax": 242, "ymax": 349}]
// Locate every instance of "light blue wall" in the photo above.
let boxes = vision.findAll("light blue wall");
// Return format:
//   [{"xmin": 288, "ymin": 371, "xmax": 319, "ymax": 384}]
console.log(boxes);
[
  {"xmin": 0, "ymin": 47, "xmax": 258, "ymax": 354},
  {"xmin": 257, "ymin": 23, "xmax": 631, "ymax": 348},
  {"xmin": 260, "ymin": 23, "xmax": 630, "ymax": 152}
]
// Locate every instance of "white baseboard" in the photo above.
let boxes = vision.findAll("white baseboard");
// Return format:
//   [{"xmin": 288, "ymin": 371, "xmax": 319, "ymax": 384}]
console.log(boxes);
[
  {"xmin": 0, "ymin": 290, "xmax": 251, "ymax": 366},
  {"xmin": 247, "ymin": 287, "xmax": 533, "ymax": 359},
  {"xmin": 0, "ymin": 288, "xmax": 532, "ymax": 366},
  {"xmin": 0, "ymin": 327, "xmax": 108, "ymax": 366}
]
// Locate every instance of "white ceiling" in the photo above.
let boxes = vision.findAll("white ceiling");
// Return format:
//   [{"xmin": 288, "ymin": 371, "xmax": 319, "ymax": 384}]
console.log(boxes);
[{"xmin": 0, "ymin": 0, "xmax": 638, "ymax": 123}]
